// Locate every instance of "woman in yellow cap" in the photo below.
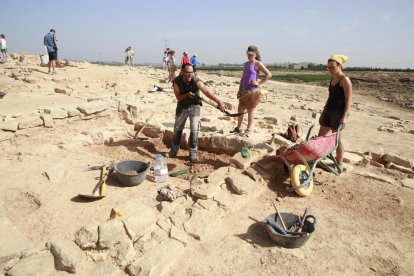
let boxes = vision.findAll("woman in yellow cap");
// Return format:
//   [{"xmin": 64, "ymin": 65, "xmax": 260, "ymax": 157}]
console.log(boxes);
[{"xmin": 318, "ymin": 54, "xmax": 352, "ymax": 172}]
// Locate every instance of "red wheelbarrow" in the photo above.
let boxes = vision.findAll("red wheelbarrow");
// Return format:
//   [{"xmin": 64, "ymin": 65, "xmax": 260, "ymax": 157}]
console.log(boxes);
[{"xmin": 268, "ymin": 124, "xmax": 343, "ymax": 196}]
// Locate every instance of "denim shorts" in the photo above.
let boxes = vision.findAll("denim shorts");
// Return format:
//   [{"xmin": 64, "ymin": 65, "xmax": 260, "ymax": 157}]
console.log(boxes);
[{"xmin": 48, "ymin": 51, "xmax": 58, "ymax": 61}]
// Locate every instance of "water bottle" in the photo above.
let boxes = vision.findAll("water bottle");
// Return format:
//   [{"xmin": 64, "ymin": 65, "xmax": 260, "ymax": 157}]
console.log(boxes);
[{"xmin": 154, "ymin": 153, "xmax": 169, "ymax": 183}]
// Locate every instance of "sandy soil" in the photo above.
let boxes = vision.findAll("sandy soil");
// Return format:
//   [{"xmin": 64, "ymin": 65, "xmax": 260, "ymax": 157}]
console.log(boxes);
[{"xmin": 0, "ymin": 55, "xmax": 413, "ymax": 275}]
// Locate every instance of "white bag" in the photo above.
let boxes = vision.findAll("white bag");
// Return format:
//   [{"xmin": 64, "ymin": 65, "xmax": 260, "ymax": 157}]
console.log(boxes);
[{"xmin": 41, "ymin": 46, "xmax": 49, "ymax": 64}]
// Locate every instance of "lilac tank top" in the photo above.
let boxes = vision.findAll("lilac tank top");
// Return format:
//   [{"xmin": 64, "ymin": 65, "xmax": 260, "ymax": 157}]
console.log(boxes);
[{"xmin": 241, "ymin": 61, "xmax": 259, "ymax": 91}]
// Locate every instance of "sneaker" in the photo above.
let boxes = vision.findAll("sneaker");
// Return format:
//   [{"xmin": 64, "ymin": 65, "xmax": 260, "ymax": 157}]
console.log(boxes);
[
  {"xmin": 239, "ymin": 129, "xmax": 250, "ymax": 138},
  {"xmin": 167, "ymin": 150, "xmax": 178, "ymax": 158},
  {"xmin": 337, "ymin": 162, "xmax": 343, "ymax": 174},
  {"xmin": 189, "ymin": 151, "xmax": 197, "ymax": 163},
  {"xmin": 230, "ymin": 127, "xmax": 241, "ymax": 134}
]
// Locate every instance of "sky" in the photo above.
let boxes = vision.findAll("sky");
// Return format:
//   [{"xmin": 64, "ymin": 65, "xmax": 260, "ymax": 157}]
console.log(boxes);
[{"xmin": 2, "ymin": 0, "xmax": 414, "ymax": 68}]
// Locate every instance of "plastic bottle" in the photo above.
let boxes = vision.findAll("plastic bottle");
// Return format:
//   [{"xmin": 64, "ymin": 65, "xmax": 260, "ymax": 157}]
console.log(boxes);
[{"xmin": 154, "ymin": 153, "xmax": 169, "ymax": 183}]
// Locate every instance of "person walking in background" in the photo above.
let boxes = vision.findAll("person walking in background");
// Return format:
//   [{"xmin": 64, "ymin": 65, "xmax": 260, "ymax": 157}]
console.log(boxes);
[
  {"xmin": 181, "ymin": 51, "xmax": 190, "ymax": 66},
  {"xmin": 168, "ymin": 63, "xmax": 228, "ymax": 163},
  {"xmin": 162, "ymin": 48, "xmax": 170, "ymax": 71},
  {"xmin": 231, "ymin": 45, "xmax": 272, "ymax": 137},
  {"xmin": 0, "ymin": 34, "xmax": 9, "ymax": 61},
  {"xmin": 43, "ymin": 29, "xmax": 58, "ymax": 74},
  {"xmin": 167, "ymin": 50, "xmax": 177, "ymax": 83},
  {"xmin": 190, "ymin": 53, "xmax": 199, "ymax": 75},
  {"xmin": 318, "ymin": 54, "xmax": 352, "ymax": 173},
  {"xmin": 125, "ymin": 46, "xmax": 135, "ymax": 66}
]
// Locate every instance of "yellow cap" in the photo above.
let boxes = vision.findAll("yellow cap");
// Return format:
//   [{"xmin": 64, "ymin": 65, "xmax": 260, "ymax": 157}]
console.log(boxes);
[{"xmin": 329, "ymin": 54, "xmax": 349, "ymax": 66}]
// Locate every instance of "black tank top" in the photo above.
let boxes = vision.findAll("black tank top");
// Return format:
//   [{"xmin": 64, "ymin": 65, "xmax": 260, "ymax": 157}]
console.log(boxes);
[{"xmin": 326, "ymin": 76, "xmax": 345, "ymax": 113}]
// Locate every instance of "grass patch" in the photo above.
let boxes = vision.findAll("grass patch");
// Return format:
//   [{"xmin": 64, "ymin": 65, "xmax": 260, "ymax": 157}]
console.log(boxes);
[{"xmin": 271, "ymin": 74, "xmax": 331, "ymax": 83}]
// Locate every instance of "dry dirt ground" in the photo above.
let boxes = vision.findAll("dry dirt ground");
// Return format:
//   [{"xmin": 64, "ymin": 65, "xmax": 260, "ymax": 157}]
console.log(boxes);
[{"xmin": 0, "ymin": 55, "xmax": 413, "ymax": 275}]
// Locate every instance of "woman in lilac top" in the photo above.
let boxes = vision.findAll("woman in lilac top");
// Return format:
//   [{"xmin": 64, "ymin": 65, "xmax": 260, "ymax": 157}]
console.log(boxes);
[{"xmin": 232, "ymin": 45, "xmax": 272, "ymax": 137}]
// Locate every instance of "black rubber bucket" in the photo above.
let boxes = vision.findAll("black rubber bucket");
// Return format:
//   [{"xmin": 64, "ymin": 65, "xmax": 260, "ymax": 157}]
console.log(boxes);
[
  {"xmin": 113, "ymin": 160, "xmax": 150, "ymax": 186},
  {"xmin": 263, "ymin": 212, "xmax": 316, "ymax": 248}
]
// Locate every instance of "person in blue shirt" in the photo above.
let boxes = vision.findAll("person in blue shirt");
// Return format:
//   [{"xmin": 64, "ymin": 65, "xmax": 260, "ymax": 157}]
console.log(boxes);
[
  {"xmin": 43, "ymin": 29, "xmax": 58, "ymax": 74},
  {"xmin": 190, "ymin": 53, "xmax": 199, "ymax": 75}
]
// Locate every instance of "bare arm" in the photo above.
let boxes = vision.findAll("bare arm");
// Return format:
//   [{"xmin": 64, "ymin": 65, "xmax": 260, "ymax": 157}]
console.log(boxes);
[
  {"xmin": 197, "ymin": 81, "xmax": 227, "ymax": 111},
  {"xmin": 251, "ymin": 62, "xmax": 272, "ymax": 86},
  {"xmin": 173, "ymin": 83, "xmax": 193, "ymax": 101},
  {"xmin": 340, "ymin": 76, "xmax": 352, "ymax": 123}
]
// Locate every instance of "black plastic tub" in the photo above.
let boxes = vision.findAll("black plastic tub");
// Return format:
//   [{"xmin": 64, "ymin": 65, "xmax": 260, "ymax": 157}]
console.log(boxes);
[
  {"xmin": 113, "ymin": 160, "xmax": 150, "ymax": 186},
  {"xmin": 263, "ymin": 212, "xmax": 316, "ymax": 248}
]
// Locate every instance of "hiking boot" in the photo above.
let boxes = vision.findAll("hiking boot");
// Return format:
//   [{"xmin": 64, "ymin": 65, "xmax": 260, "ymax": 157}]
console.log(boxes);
[
  {"xmin": 230, "ymin": 127, "xmax": 241, "ymax": 134},
  {"xmin": 167, "ymin": 150, "xmax": 178, "ymax": 158},
  {"xmin": 189, "ymin": 151, "xmax": 197, "ymax": 163}
]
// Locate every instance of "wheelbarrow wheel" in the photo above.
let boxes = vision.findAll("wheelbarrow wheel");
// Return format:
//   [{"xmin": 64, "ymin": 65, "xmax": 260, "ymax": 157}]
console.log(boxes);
[{"xmin": 290, "ymin": 164, "xmax": 313, "ymax": 197}]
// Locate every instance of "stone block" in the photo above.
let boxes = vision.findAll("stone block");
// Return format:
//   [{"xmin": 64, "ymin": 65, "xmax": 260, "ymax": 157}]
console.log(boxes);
[
  {"xmin": 230, "ymin": 148, "xmax": 262, "ymax": 170},
  {"xmin": 401, "ymin": 178, "xmax": 414, "ymax": 189},
  {"xmin": 7, "ymin": 251, "xmax": 57, "ymax": 276},
  {"xmin": 0, "ymin": 131, "xmax": 14, "ymax": 142},
  {"xmin": 74, "ymin": 221, "xmax": 99, "ymax": 249},
  {"xmin": 113, "ymin": 240, "xmax": 136, "ymax": 267},
  {"xmin": 40, "ymin": 114, "xmax": 54, "ymax": 128},
  {"xmin": 0, "ymin": 119, "xmax": 19, "ymax": 132},
  {"xmin": 382, "ymin": 153, "xmax": 413, "ymax": 169},
  {"xmin": 18, "ymin": 116, "xmax": 43, "ymax": 130},
  {"xmin": 77, "ymin": 101, "xmax": 110, "ymax": 115},
  {"xmin": 170, "ymin": 226, "xmax": 188, "ymax": 246},
  {"xmin": 112, "ymin": 198, "xmax": 157, "ymax": 241},
  {"xmin": 0, "ymin": 217, "xmax": 33, "ymax": 271},
  {"xmin": 271, "ymin": 134, "xmax": 291, "ymax": 147},
  {"xmin": 386, "ymin": 162, "xmax": 414, "ymax": 174},
  {"xmin": 226, "ymin": 173, "xmax": 256, "ymax": 195},
  {"xmin": 343, "ymin": 152, "xmax": 364, "ymax": 164},
  {"xmin": 47, "ymin": 240, "xmax": 85, "ymax": 273},
  {"xmin": 127, "ymin": 239, "xmax": 185, "ymax": 276},
  {"xmin": 65, "ymin": 107, "xmax": 81, "ymax": 117},
  {"xmin": 44, "ymin": 108, "xmax": 68, "ymax": 119},
  {"xmin": 183, "ymin": 208, "xmax": 222, "ymax": 240},
  {"xmin": 98, "ymin": 219, "xmax": 129, "ymax": 248}
]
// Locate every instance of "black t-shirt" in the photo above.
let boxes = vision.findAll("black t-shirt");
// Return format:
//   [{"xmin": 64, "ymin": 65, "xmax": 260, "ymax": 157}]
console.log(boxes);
[{"xmin": 173, "ymin": 75, "xmax": 202, "ymax": 110}]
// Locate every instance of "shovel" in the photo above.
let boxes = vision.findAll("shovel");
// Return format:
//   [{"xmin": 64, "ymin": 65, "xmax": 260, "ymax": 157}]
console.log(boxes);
[
  {"xmin": 195, "ymin": 95, "xmax": 246, "ymax": 117},
  {"xmin": 134, "ymin": 112, "xmax": 155, "ymax": 140}
]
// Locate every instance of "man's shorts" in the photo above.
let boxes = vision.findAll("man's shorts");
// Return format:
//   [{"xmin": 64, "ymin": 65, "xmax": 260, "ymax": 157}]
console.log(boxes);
[
  {"xmin": 48, "ymin": 51, "xmax": 58, "ymax": 61},
  {"xmin": 319, "ymin": 109, "xmax": 344, "ymax": 130},
  {"xmin": 1, "ymin": 48, "xmax": 7, "ymax": 53}
]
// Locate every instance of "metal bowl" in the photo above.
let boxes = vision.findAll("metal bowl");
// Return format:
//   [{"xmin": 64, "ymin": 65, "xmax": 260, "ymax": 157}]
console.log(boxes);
[{"xmin": 113, "ymin": 160, "xmax": 150, "ymax": 186}]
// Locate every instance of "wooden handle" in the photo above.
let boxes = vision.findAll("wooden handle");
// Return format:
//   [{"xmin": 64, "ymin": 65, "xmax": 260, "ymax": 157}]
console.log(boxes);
[{"xmin": 134, "ymin": 112, "xmax": 155, "ymax": 139}]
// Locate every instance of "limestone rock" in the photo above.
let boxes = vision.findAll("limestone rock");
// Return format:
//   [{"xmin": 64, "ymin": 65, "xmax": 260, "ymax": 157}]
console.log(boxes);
[
  {"xmin": 98, "ymin": 219, "xmax": 129, "ymax": 248},
  {"xmin": 0, "ymin": 119, "xmax": 19, "ymax": 132},
  {"xmin": 47, "ymin": 240, "xmax": 85, "ymax": 273},
  {"xmin": 7, "ymin": 251, "xmax": 58, "ymax": 276},
  {"xmin": 127, "ymin": 239, "xmax": 185, "ymax": 276},
  {"xmin": 77, "ymin": 101, "xmax": 110, "ymax": 115},
  {"xmin": 183, "ymin": 208, "xmax": 222, "ymax": 240},
  {"xmin": 54, "ymin": 88, "xmax": 68, "ymax": 95},
  {"xmin": 170, "ymin": 226, "xmax": 188, "ymax": 246},
  {"xmin": 74, "ymin": 221, "xmax": 99, "ymax": 249},
  {"xmin": 343, "ymin": 152, "xmax": 364, "ymax": 164},
  {"xmin": 40, "ymin": 114, "xmax": 54, "ymax": 128},
  {"xmin": 113, "ymin": 240, "xmax": 136, "ymax": 267},
  {"xmin": 44, "ymin": 108, "xmax": 68, "ymax": 119},
  {"xmin": 65, "ymin": 108, "xmax": 81, "ymax": 117},
  {"xmin": 18, "ymin": 116, "xmax": 43, "ymax": 130},
  {"xmin": 112, "ymin": 198, "xmax": 157, "ymax": 241},
  {"xmin": 270, "ymin": 134, "xmax": 291, "ymax": 147},
  {"xmin": 401, "ymin": 178, "xmax": 414, "ymax": 189},
  {"xmin": 382, "ymin": 153, "xmax": 413, "ymax": 169},
  {"xmin": 0, "ymin": 131, "xmax": 14, "ymax": 142},
  {"xmin": 386, "ymin": 162, "xmax": 414, "ymax": 174},
  {"xmin": 226, "ymin": 173, "xmax": 256, "ymax": 195},
  {"xmin": 89, "ymin": 261, "xmax": 125, "ymax": 276},
  {"xmin": 0, "ymin": 217, "xmax": 33, "ymax": 271},
  {"xmin": 230, "ymin": 148, "xmax": 262, "ymax": 170}
]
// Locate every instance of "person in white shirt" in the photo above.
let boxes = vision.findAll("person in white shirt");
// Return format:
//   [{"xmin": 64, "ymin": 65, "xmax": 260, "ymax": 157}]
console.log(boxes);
[
  {"xmin": 0, "ymin": 34, "xmax": 8, "ymax": 61},
  {"xmin": 125, "ymin": 46, "xmax": 135, "ymax": 66}
]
